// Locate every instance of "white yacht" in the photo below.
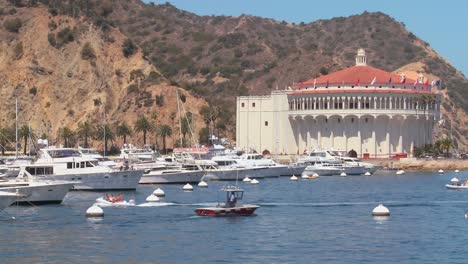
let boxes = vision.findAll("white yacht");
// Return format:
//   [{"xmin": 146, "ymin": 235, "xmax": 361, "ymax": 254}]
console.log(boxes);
[
  {"xmin": 0, "ymin": 190, "xmax": 26, "ymax": 211},
  {"xmin": 298, "ymin": 150, "xmax": 367, "ymax": 176},
  {"xmin": 120, "ymin": 144, "xmax": 157, "ymax": 161},
  {"xmin": 211, "ymin": 156, "xmax": 268, "ymax": 180},
  {"xmin": 339, "ymin": 157, "xmax": 379, "ymax": 174},
  {"xmin": 0, "ymin": 165, "xmax": 73, "ymax": 204},
  {"xmin": 77, "ymin": 147, "xmax": 117, "ymax": 168},
  {"xmin": 34, "ymin": 148, "xmax": 143, "ymax": 190},
  {"xmin": 139, "ymin": 164, "xmax": 206, "ymax": 184},
  {"xmin": 234, "ymin": 153, "xmax": 292, "ymax": 177}
]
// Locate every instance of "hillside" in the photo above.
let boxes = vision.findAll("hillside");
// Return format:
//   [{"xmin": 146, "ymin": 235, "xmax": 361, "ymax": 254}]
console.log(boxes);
[
  {"xmin": 1, "ymin": 0, "xmax": 467, "ymax": 151},
  {"xmin": 0, "ymin": 0, "xmax": 208, "ymax": 151}
]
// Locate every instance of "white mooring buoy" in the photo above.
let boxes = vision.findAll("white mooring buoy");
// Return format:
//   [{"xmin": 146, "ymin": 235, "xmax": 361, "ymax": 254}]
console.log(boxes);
[
  {"xmin": 438, "ymin": 169, "xmax": 444, "ymax": 174},
  {"xmin": 250, "ymin": 179, "xmax": 259, "ymax": 184},
  {"xmin": 153, "ymin": 188, "xmax": 165, "ymax": 197},
  {"xmin": 455, "ymin": 170, "xmax": 460, "ymax": 173},
  {"xmin": 290, "ymin": 175, "xmax": 298, "ymax": 181},
  {"xmin": 146, "ymin": 194, "xmax": 160, "ymax": 202},
  {"xmin": 364, "ymin": 171, "xmax": 372, "ymax": 176},
  {"xmin": 86, "ymin": 204, "xmax": 104, "ymax": 218},
  {"xmin": 183, "ymin": 183, "xmax": 193, "ymax": 191},
  {"xmin": 372, "ymin": 204, "xmax": 390, "ymax": 216},
  {"xmin": 198, "ymin": 181, "xmax": 208, "ymax": 188},
  {"xmin": 301, "ymin": 174, "xmax": 309, "ymax": 179},
  {"xmin": 243, "ymin": 177, "xmax": 252, "ymax": 182},
  {"xmin": 340, "ymin": 172, "xmax": 347, "ymax": 177},
  {"xmin": 396, "ymin": 170, "xmax": 405, "ymax": 175}
]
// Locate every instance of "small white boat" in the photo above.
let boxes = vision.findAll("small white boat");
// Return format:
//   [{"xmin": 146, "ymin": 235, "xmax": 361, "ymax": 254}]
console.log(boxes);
[
  {"xmin": 95, "ymin": 197, "xmax": 136, "ymax": 207},
  {"xmin": 445, "ymin": 184, "xmax": 468, "ymax": 190}
]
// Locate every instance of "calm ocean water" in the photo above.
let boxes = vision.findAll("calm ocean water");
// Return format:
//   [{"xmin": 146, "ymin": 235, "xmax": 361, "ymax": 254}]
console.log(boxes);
[{"xmin": 1, "ymin": 171, "xmax": 468, "ymax": 263}]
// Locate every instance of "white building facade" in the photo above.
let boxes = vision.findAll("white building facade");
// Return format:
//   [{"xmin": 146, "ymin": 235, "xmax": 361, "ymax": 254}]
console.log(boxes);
[{"xmin": 236, "ymin": 50, "xmax": 442, "ymax": 158}]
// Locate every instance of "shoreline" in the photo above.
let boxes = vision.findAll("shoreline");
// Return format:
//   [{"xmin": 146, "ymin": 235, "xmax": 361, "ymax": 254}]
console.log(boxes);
[{"xmin": 363, "ymin": 158, "xmax": 468, "ymax": 171}]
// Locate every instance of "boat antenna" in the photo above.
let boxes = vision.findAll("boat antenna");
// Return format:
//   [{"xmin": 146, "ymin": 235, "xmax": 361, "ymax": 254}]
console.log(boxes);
[
  {"xmin": 103, "ymin": 112, "xmax": 106, "ymax": 157},
  {"xmin": 15, "ymin": 97, "xmax": 18, "ymax": 159},
  {"xmin": 176, "ymin": 89, "xmax": 183, "ymax": 147}
]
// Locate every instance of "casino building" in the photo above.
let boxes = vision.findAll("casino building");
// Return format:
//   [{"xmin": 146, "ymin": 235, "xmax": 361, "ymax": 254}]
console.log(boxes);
[{"xmin": 236, "ymin": 49, "xmax": 442, "ymax": 157}]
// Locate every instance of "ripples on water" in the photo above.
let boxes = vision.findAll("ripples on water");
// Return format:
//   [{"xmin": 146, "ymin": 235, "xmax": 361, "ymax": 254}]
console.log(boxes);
[{"xmin": 1, "ymin": 171, "xmax": 468, "ymax": 263}]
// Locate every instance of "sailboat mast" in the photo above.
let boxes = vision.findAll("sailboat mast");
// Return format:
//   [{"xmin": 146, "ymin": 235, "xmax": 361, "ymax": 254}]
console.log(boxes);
[
  {"xmin": 15, "ymin": 97, "xmax": 18, "ymax": 158},
  {"xmin": 103, "ymin": 112, "xmax": 106, "ymax": 157},
  {"xmin": 176, "ymin": 89, "xmax": 183, "ymax": 146}
]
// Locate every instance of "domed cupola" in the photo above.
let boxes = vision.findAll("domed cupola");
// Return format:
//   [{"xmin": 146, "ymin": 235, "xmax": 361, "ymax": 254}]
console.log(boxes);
[{"xmin": 355, "ymin": 48, "xmax": 367, "ymax": 66}]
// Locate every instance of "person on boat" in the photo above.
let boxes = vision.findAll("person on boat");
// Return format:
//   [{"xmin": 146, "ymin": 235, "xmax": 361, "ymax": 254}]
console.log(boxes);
[{"xmin": 228, "ymin": 192, "xmax": 237, "ymax": 208}]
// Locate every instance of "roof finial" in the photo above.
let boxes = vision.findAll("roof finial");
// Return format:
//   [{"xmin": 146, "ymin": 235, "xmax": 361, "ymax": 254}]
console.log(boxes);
[{"xmin": 355, "ymin": 48, "xmax": 367, "ymax": 66}]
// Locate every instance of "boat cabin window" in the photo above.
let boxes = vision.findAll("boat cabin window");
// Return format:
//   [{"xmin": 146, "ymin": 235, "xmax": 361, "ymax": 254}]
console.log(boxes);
[
  {"xmin": 26, "ymin": 166, "xmax": 53, "ymax": 175},
  {"xmin": 48, "ymin": 149, "xmax": 81, "ymax": 158},
  {"xmin": 310, "ymin": 152, "xmax": 326, "ymax": 157}
]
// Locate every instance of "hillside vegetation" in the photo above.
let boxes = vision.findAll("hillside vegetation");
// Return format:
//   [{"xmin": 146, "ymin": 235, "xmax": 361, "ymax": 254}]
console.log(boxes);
[{"xmin": 0, "ymin": 0, "xmax": 467, "ymax": 151}]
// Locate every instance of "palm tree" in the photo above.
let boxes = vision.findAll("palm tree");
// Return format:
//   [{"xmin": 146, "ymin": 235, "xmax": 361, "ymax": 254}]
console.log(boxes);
[
  {"xmin": 181, "ymin": 112, "xmax": 193, "ymax": 146},
  {"xmin": 0, "ymin": 127, "xmax": 13, "ymax": 155},
  {"xmin": 18, "ymin": 125, "xmax": 32, "ymax": 155},
  {"xmin": 116, "ymin": 121, "xmax": 132, "ymax": 144},
  {"xmin": 157, "ymin": 124, "xmax": 172, "ymax": 154},
  {"xmin": 134, "ymin": 115, "xmax": 154, "ymax": 145},
  {"xmin": 94, "ymin": 124, "xmax": 115, "ymax": 154},
  {"xmin": 440, "ymin": 137, "xmax": 455, "ymax": 158},
  {"xmin": 169, "ymin": 111, "xmax": 177, "ymax": 147},
  {"xmin": 60, "ymin": 127, "xmax": 75, "ymax": 148},
  {"xmin": 77, "ymin": 121, "xmax": 93, "ymax": 148},
  {"xmin": 151, "ymin": 110, "xmax": 159, "ymax": 148}
]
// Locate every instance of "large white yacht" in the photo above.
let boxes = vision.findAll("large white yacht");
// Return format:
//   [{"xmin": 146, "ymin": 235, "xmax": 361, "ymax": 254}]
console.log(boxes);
[
  {"xmin": 140, "ymin": 164, "xmax": 206, "ymax": 184},
  {"xmin": 34, "ymin": 148, "xmax": 143, "ymax": 190},
  {"xmin": 0, "ymin": 165, "xmax": 73, "ymax": 204},
  {"xmin": 120, "ymin": 144, "xmax": 157, "ymax": 161},
  {"xmin": 339, "ymin": 157, "xmax": 379, "ymax": 174},
  {"xmin": 77, "ymin": 147, "xmax": 117, "ymax": 168},
  {"xmin": 298, "ymin": 150, "xmax": 366, "ymax": 176},
  {"xmin": 232, "ymin": 153, "xmax": 298, "ymax": 177}
]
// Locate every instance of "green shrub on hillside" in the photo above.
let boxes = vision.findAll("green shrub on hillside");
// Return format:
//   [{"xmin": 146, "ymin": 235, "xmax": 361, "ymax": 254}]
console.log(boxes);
[
  {"xmin": 4, "ymin": 18, "xmax": 22, "ymax": 33},
  {"xmin": 122, "ymin": 38, "xmax": 137, "ymax": 57},
  {"xmin": 81, "ymin": 42, "xmax": 96, "ymax": 60}
]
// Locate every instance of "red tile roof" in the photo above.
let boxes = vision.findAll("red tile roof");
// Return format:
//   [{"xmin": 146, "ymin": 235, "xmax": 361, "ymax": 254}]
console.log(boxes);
[
  {"xmin": 288, "ymin": 88, "xmax": 436, "ymax": 96},
  {"xmin": 298, "ymin": 65, "xmax": 416, "ymax": 86}
]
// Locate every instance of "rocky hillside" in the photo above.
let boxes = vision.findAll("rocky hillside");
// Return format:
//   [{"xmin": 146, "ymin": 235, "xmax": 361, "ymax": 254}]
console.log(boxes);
[
  {"xmin": 0, "ymin": 0, "xmax": 207, "ymax": 150},
  {"xmin": 1, "ymin": 0, "xmax": 467, "ymax": 151}
]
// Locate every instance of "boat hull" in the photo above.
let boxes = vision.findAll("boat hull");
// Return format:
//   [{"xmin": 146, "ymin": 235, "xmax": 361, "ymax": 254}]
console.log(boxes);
[
  {"xmin": 0, "ymin": 182, "xmax": 73, "ymax": 205},
  {"xmin": 303, "ymin": 167, "xmax": 343, "ymax": 176},
  {"xmin": 203, "ymin": 167, "xmax": 265, "ymax": 181},
  {"xmin": 281, "ymin": 165, "xmax": 307, "ymax": 176},
  {"xmin": 140, "ymin": 170, "xmax": 205, "ymax": 184},
  {"xmin": 36, "ymin": 170, "xmax": 143, "ymax": 190},
  {"xmin": 0, "ymin": 191, "xmax": 21, "ymax": 211},
  {"xmin": 446, "ymin": 184, "xmax": 468, "ymax": 190},
  {"xmin": 195, "ymin": 204, "xmax": 259, "ymax": 216}
]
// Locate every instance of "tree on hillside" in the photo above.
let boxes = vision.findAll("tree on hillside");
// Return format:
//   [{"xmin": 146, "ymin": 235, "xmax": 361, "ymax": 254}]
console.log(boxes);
[
  {"xmin": 181, "ymin": 112, "xmax": 193, "ymax": 147},
  {"xmin": 157, "ymin": 124, "xmax": 172, "ymax": 154},
  {"xmin": 0, "ymin": 127, "xmax": 14, "ymax": 155},
  {"xmin": 151, "ymin": 110, "xmax": 159, "ymax": 148},
  {"xmin": 134, "ymin": 115, "xmax": 154, "ymax": 146},
  {"xmin": 77, "ymin": 121, "xmax": 93, "ymax": 148},
  {"xmin": 116, "ymin": 121, "xmax": 132, "ymax": 144},
  {"xmin": 122, "ymin": 38, "xmax": 137, "ymax": 57},
  {"xmin": 60, "ymin": 127, "xmax": 74, "ymax": 148},
  {"xmin": 169, "ymin": 111, "xmax": 177, "ymax": 147},
  {"xmin": 18, "ymin": 125, "xmax": 33, "ymax": 155},
  {"xmin": 94, "ymin": 124, "xmax": 115, "ymax": 154},
  {"xmin": 440, "ymin": 137, "xmax": 455, "ymax": 158}
]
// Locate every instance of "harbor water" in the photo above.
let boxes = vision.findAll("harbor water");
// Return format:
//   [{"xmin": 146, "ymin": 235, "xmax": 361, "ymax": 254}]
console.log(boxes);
[{"xmin": 1, "ymin": 171, "xmax": 468, "ymax": 263}]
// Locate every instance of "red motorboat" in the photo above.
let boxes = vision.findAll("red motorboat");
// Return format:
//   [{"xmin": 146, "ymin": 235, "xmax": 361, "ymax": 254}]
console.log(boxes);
[{"xmin": 195, "ymin": 186, "xmax": 259, "ymax": 216}]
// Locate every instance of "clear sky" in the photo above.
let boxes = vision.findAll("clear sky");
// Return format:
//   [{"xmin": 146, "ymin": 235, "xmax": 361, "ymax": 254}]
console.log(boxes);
[{"xmin": 148, "ymin": 0, "xmax": 467, "ymax": 77}]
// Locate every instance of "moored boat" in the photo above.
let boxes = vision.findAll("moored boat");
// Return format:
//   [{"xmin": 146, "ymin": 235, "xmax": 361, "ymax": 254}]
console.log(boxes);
[{"xmin": 195, "ymin": 186, "xmax": 259, "ymax": 216}]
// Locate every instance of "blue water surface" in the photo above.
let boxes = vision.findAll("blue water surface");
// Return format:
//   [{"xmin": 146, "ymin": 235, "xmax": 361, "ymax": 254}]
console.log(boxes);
[{"xmin": 1, "ymin": 171, "xmax": 468, "ymax": 264}]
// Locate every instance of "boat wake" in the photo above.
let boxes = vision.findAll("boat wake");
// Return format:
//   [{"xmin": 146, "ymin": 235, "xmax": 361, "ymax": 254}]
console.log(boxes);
[{"xmin": 137, "ymin": 202, "xmax": 175, "ymax": 207}]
